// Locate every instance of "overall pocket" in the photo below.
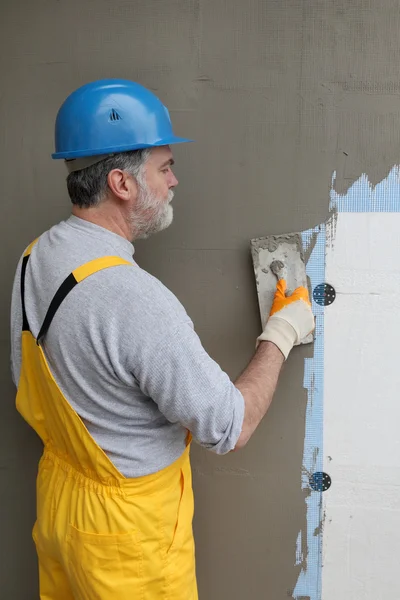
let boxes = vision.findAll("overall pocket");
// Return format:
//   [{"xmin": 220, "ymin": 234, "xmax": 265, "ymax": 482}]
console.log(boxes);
[
  {"xmin": 167, "ymin": 468, "xmax": 186, "ymax": 554},
  {"xmin": 162, "ymin": 462, "xmax": 197, "ymax": 598},
  {"xmin": 165, "ymin": 462, "xmax": 195, "ymax": 556},
  {"xmin": 66, "ymin": 524, "xmax": 144, "ymax": 600}
]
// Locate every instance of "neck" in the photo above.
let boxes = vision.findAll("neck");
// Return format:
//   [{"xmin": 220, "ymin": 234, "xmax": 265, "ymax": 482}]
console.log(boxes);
[{"xmin": 72, "ymin": 204, "xmax": 133, "ymax": 241}]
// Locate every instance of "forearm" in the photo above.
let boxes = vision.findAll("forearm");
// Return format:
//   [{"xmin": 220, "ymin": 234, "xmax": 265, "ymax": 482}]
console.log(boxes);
[{"xmin": 234, "ymin": 341, "xmax": 284, "ymax": 449}]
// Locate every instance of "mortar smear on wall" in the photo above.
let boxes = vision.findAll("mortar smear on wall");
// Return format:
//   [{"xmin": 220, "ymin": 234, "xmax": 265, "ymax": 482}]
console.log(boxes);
[{"xmin": 330, "ymin": 165, "xmax": 400, "ymax": 213}]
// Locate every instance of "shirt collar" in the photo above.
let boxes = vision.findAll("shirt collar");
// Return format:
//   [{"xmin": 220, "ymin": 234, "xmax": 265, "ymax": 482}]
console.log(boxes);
[{"xmin": 66, "ymin": 215, "xmax": 135, "ymax": 257}]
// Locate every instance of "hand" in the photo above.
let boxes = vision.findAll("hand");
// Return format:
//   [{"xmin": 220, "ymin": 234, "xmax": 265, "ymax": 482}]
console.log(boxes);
[{"xmin": 257, "ymin": 279, "xmax": 315, "ymax": 359}]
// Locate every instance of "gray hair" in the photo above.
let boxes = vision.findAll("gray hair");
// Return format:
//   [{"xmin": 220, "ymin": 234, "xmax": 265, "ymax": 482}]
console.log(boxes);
[{"xmin": 66, "ymin": 149, "xmax": 151, "ymax": 208}]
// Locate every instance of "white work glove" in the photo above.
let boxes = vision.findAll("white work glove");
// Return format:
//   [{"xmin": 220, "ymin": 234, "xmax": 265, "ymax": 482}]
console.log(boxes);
[{"xmin": 257, "ymin": 279, "xmax": 315, "ymax": 359}]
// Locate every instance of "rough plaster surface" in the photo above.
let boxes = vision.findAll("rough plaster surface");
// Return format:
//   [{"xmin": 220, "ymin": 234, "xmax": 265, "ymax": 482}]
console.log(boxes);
[
  {"xmin": 323, "ymin": 212, "xmax": 400, "ymax": 599},
  {"xmin": 2, "ymin": 0, "xmax": 400, "ymax": 598}
]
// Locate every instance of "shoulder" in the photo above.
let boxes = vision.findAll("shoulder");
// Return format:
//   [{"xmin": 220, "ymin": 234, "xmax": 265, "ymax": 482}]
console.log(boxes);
[{"xmin": 75, "ymin": 262, "xmax": 193, "ymax": 328}]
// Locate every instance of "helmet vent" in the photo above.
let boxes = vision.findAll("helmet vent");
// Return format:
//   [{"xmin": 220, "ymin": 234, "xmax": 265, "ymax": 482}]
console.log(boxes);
[{"xmin": 109, "ymin": 109, "xmax": 122, "ymax": 122}]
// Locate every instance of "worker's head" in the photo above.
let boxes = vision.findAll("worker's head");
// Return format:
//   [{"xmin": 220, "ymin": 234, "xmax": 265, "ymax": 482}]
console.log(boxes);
[
  {"xmin": 66, "ymin": 145, "xmax": 178, "ymax": 239},
  {"xmin": 52, "ymin": 79, "xmax": 192, "ymax": 239}
]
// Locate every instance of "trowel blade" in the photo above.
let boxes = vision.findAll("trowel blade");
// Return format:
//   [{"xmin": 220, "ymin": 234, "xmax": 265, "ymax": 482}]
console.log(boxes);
[{"xmin": 250, "ymin": 232, "xmax": 313, "ymax": 345}]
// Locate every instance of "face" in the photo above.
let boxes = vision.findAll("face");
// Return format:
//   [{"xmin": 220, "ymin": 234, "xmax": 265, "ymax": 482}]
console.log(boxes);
[
  {"xmin": 131, "ymin": 146, "xmax": 179, "ymax": 240},
  {"xmin": 144, "ymin": 146, "xmax": 178, "ymax": 200}
]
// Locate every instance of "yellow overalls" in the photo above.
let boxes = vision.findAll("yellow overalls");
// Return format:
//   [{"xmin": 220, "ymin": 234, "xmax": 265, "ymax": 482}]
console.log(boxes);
[{"xmin": 16, "ymin": 241, "xmax": 198, "ymax": 599}]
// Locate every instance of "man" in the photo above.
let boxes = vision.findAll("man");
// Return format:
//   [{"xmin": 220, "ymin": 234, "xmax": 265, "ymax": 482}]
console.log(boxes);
[{"xmin": 11, "ymin": 79, "xmax": 314, "ymax": 599}]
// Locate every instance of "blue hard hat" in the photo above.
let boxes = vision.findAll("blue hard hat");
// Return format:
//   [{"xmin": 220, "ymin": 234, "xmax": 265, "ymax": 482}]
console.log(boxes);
[{"xmin": 52, "ymin": 79, "xmax": 193, "ymax": 160}]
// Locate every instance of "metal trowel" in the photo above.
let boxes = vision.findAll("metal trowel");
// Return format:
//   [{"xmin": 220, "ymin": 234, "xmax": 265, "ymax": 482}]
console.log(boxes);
[{"xmin": 250, "ymin": 232, "xmax": 313, "ymax": 345}]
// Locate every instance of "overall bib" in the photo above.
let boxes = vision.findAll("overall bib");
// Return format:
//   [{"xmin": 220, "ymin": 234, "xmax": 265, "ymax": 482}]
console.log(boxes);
[{"xmin": 16, "ymin": 241, "xmax": 198, "ymax": 599}]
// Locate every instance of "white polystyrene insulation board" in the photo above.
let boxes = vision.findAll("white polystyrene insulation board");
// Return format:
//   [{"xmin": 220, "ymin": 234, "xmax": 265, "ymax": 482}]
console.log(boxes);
[{"xmin": 322, "ymin": 212, "xmax": 400, "ymax": 600}]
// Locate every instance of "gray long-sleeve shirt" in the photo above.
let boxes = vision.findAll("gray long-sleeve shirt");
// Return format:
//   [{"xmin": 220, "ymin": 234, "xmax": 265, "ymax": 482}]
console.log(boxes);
[{"xmin": 10, "ymin": 216, "xmax": 244, "ymax": 477}]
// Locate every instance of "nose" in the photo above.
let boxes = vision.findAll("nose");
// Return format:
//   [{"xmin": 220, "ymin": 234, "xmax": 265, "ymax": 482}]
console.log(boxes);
[{"xmin": 168, "ymin": 171, "xmax": 178, "ymax": 188}]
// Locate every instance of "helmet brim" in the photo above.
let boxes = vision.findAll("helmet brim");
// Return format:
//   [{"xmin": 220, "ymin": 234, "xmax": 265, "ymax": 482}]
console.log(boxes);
[{"xmin": 52, "ymin": 136, "xmax": 194, "ymax": 160}]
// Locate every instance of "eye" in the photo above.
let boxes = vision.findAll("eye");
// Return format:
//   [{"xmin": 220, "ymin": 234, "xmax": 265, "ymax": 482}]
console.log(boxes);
[{"xmin": 161, "ymin": 167, "xmax": 170, "ymax": 174}]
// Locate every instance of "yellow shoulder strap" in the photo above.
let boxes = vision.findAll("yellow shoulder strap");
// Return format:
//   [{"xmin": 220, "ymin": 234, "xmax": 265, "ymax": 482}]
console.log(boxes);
[
  {"xmin": 72, "ymin": 256, "xmax": 132, "ymax": 282},
  {"xmin": 23, "ymin": 238, "xmax": 39, "ymax": 257},
  {"xmin": 23, "ymin": 240, "xmax": 131, "ymax": 279}
]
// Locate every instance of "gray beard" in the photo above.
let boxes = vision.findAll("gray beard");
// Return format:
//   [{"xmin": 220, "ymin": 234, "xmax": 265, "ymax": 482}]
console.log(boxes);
[{"xmin": 130, "ymin": 186, "xmax": 174, "ymax": 240}]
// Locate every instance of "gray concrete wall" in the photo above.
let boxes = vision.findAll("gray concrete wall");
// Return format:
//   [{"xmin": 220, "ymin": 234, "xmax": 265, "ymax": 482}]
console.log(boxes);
[{"xmin": 1, "ymin": 1, "xmax": 399, "ymax": 598}]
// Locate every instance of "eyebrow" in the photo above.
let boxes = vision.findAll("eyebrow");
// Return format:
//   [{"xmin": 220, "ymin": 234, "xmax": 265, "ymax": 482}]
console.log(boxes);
[{"xmin": 160, "ymin": 158, "xmax": 175, "ymax": 168}]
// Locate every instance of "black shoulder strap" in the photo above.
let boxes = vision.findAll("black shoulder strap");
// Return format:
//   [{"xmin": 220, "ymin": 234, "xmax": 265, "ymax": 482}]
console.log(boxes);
[
  {"xmin": 20, "ymin": 254, "xmax": 131, "ymax": 345},
  {"xmin": 19, "ymin": 244, "xmax": 78, "ymax": 342},
  {"xmin": 19, "ymin": 252, "xmax": 76, "ymax": 342},
  {"xmin": 36, "ymin": 256, "xmax": 132, "ymax": 345},
  {"xmin": 36, "ymin": 273, "xmax": 78, "ymax": 345},
  {"xmin": 20, "ymin": 238, "xmax": 40, "ymax": 333},
  {"xmin": 20, "ymin": 254, "xmax": 31, "ymax": 332}
]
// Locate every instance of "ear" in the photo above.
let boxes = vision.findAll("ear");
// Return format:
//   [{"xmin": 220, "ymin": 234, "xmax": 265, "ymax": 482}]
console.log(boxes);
[{"xmin": 107, "ymin": 169, "xmax": 138, "ymax": 202}]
